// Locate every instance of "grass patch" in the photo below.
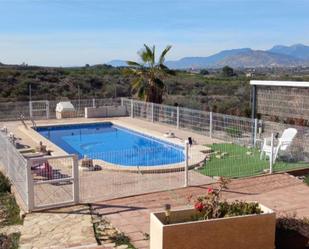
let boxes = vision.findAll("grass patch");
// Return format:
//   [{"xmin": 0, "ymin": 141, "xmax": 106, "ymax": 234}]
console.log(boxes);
[
  {"xmin": 0, "ymin": 193, "xmax": 22, "ymax": 226},
  {"xmin": 304, "ymin": 175, "xmax": 309, "ymax": 186},
  {"xmin": 198, "ymin": 143, "xmax": 308, "ymax": 178},
  {"xmin": 110, "ymin": 233, "xmax": 136, "ymax": 249}
]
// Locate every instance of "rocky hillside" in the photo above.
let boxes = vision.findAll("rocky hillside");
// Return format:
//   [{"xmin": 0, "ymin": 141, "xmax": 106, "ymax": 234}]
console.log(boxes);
[{"xmin": 108, "ymin": 44, "xmax": 309, "ymax": 69}]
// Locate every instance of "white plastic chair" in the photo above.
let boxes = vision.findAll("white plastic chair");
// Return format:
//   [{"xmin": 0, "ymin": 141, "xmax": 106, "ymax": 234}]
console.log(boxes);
[{"xmin": 260, "ymin": 128, "xmax": 297, "ymax": 163}]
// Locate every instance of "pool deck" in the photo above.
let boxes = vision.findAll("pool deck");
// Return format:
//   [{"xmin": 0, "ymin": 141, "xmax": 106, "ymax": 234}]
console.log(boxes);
[
  {"xmin": 2, "ymin": 117, "xmax": 219, "ymax": 205},
  {"xmin": 4, "ymin": 117, "xmax": 220, "ymax": 173},
  {"xmin": 2, "ymin": 117, "xmax": 222, "ymax": 153}
]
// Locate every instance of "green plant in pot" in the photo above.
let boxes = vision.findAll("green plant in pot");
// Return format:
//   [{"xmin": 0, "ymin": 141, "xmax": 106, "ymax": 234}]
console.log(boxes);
[
  {"xmin": 276, "ymin": 214, "xmax": 309, "ymax": 249},
  {"xmin": 188, "ymin": 177, "xmax": 262, "ymax": 221}
]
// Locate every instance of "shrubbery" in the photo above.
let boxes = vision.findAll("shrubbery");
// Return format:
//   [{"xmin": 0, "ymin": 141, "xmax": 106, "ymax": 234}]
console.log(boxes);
[{"xmin": 0, "ymin": 172, "xmax": 11, "ymax": 193}]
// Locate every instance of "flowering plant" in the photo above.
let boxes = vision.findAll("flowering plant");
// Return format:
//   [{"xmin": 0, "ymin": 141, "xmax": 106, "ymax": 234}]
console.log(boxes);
[
  {"xmin": 190, "ymin": 177, "xmax": 230, "ymax": 219},
  {"xmin": 188, "ymin": 177, "xmax": 262, "ymax": 220}
]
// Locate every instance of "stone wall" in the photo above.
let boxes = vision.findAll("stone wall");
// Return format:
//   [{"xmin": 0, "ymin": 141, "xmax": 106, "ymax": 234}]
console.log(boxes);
[{"xmin": 256, "ymin": 86, "xmax": 309, "ymax": 121}]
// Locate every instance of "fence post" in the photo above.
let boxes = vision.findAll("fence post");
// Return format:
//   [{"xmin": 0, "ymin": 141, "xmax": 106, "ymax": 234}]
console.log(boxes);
[
  {"xmin": 258, "ymin": 120, "xmax": 263, "ymax": 135},
  {"xmin": 29, "ymin": 101, "xmax": 33, "ymax": 118},
  {"xmin": 151, "ymin": 103, "xmax": 154, "ymax": 123},
  {"xmin": 131, "ymin": 99, "xmax": 134, "ymax": 118},
  {"xmin": 26, "ymin": 160, "xmax": 34, "ymax": 212},
  {"xmin": 269, "ymin": 133, "xmax": 274, "ymax": 174},
  {"xmin": 46, "ymin": 100, "xmax": 50, "ymax": 119},
  {"xmin": 176, "ymin": 106, "xmax": 180, "ymax": 129},
  {"xmin": 209, "ymin": 112, "xmax": 213, "ymax": 138},
  {"xmin": 253, "ymin": 118, "xmax": 258, "ymax": 147},
  {"xmin": 6, "ymin": 139, "xmax": 10, "ymax": 178},
  {"xmin": 184, "ymin": 141, "xmax": 189, "ymax": 187},
  {"xmin": 73, "ymin": 155, "xmax": 80, "ymax": 204}
]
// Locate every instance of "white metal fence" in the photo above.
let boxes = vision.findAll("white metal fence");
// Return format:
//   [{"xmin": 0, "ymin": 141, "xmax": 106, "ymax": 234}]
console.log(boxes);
[
  {"xmin": 0, "ymin": 98, "xmax": 121, "ymax": 121},
  {"xmin": 0, "ymin": 131, "xmax": 29, "ymax": 210},
  {"xmin": 0, "ymin": 129, "xmax": 79, "ymax": 212},
  {"xmin": 121, "ymin": 98, "xmax": 256, "ymax": 145},
  {"xmin": 79, "ymin": 142, "xmax": 211, "ymax": 202},
  {"xmin": 28, "ymin": 155, "xmax": 79, "ymax": 211},
  {"xmin": 1, "ymin": 97, "xmax": 309, "ymax": 212},
  {"xmin": 122, "ymin": 98, "xmax": 309, "ymax": 177}
]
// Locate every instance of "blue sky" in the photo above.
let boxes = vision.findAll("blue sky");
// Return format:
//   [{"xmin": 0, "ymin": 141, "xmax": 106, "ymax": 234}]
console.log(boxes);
[{"xmin": 0, "ymin": 0, "xmax": 308, "ymax": 66}]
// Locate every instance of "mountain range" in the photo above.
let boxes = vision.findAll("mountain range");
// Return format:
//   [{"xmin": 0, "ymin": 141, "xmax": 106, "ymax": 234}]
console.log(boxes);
[{"xmin": 107, "ymin": 44, "xmax": 309, "ymax": 69}]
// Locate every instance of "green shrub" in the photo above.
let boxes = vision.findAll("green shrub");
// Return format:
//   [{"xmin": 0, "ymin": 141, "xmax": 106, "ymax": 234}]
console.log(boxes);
[
  {"xmin": 0, "ymin": 233, "xmax": 20, "ymax": 249},
  {"xmin": 225, "ymin": 126, "xmax": 243, "ymax": 137},
  {"xmin": 219, "ymin": 201, "xmax": 262, "ymax": 217},
  {"xmin": 0, "ymin": 172, "xmax": 11, "ymax": 193},
  {"xmin": 0, "ymin": 194, "xmax": 22, "ymax": 225},
  {"xmin": 304, "ymin": 175, "xmax": 309, "ymax": 186},
  {"xmin": 276, "ymin": 214, "xmax": 309, "ymax": 239}
]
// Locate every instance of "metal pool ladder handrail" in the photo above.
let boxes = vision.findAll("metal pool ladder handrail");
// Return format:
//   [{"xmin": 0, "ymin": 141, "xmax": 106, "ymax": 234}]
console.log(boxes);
[
  {"xmin": 20, "ymin": 113, "xmax": 28, "ymax": 129},
  {"xmin": 30, "ymin": 117, "xmax": 37, "ymax": 130}
]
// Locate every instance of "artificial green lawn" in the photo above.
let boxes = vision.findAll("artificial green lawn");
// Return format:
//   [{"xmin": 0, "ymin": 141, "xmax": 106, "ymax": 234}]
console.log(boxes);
[{"xmin": 198, "ymin": 143, "xmax": 308, "ymax": 178}]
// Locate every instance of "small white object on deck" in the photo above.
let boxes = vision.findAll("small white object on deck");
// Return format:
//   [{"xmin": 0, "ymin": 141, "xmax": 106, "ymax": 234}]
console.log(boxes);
[{"xmin": 163, "ymin": 131, "xmax": 175, "ymax": 138}]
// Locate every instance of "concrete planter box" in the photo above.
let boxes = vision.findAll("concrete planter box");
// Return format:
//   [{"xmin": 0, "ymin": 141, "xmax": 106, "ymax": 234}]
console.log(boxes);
[{"xmin": 150, "ymin": 204, "xmax": 276, "ymax": 249}]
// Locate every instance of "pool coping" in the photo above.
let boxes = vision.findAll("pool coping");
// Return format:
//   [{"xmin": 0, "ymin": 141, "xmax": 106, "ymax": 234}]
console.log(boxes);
[{"xmin": 18, "ymin": 119, "xmax": 210, "ymax": 173}]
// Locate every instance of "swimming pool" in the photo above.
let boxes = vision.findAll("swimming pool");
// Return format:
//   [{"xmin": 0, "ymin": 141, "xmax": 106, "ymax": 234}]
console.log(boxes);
[{"xmin": 36, "ymin": 122, "xmax": 185, "ymax": 166}]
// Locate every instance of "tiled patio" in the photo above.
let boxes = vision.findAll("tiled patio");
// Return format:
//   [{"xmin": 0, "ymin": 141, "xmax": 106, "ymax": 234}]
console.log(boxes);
[
  {"xmin": 92, "ymin": 173, "xmax": 309, "ymax": 249},
  {"xmin": 3, "ymin": 172, "xmax": 308, "ymax": 249}
]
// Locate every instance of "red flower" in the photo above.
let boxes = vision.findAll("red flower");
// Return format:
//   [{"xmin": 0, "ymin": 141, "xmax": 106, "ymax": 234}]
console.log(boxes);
[
  {"xmin": 207, "ymin": 188, "xmax": 214, "ymax": 194},
  {"xmin": 194, "ymin": 201, "xmax": 204, "ymax": 212}
]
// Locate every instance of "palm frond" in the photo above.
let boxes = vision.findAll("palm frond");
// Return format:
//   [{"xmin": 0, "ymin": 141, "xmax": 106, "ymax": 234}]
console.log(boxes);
[
  {"xmin": 127, "ymin": 61, "xmax": 142, "ymax": 67},
  {"xmin": 157, "ymin": 63, "xmax": 176, "ymax": 75},
  {"xmin": 137, "ymin": 86, "xmax": 145, "ymax": 99},
  {"xmin": 142, "ymin": 44, "xmax": 154, "ymax": 65},
  {"xmin": 153, "ymin": 78, "xmax": 165, "ymax": 89},
  {"xmin": 139, "ymin": 51, "xmax": 151, "ymax": 64},
  {"xmin": 131, "ymin": 78, "xmax": 143, "ymax": 91},
  {"xmin": 159, "ymin": 45, "xmax": 172, "ymax": 64},
  {"xmin": 152, "ymin": 45, "xmax": 155, "ymax": 66},
  {"xmin": 128, "ymin": 44, "xmax": 173, "ymax": 103}
]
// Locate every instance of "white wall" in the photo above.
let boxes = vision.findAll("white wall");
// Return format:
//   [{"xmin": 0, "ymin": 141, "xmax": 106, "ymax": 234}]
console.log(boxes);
[{"xmin": 85, "ymin": 106, "xmax": 127, "ymax": 118}]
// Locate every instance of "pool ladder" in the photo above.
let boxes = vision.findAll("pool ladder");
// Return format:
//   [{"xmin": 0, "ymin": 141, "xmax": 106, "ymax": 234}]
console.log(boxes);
[
  {"xmin": 19, "ymin": 113, "xmax": 37, "ymax": 130},
  {"xmin": 20, "ymin": 113, "xmax": 28, "ymax": 129},
  {"xmin": 30, "ymin": 117, "xmax": 37, "ymax": 130}
]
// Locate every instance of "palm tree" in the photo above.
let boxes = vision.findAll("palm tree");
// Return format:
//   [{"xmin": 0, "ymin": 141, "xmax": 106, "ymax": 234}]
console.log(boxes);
[{"xmin": 127, "ymin": 44, "xmax": 174, "ymax": 103}]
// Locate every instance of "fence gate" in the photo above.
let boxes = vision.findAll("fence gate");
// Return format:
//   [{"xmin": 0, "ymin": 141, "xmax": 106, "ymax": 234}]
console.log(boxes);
[
  {"xmin": 29, "ymin": 100, "xmax": 50, "ymax": 120},
  {"xmin": 28, "ymin": 155, "xmax": 79, "ymax": 211}
]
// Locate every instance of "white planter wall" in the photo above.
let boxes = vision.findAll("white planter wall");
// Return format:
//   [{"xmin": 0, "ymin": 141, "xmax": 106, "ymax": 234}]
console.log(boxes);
[{"xmin": 150, "ymin": 205, "xmax": 276, "ymax": 249}]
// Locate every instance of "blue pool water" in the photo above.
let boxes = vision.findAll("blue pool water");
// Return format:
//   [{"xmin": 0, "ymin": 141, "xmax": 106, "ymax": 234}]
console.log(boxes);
[{"xmin": 36, "ymin": 122, "xmax": 184, "ymax": 166}]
